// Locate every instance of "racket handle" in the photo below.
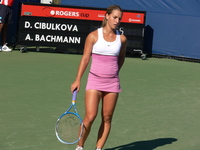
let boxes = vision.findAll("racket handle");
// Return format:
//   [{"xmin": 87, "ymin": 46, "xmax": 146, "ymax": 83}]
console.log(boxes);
[{"xmin": 72, "ymin": 90, "xmax": 77, "ymax": 102}]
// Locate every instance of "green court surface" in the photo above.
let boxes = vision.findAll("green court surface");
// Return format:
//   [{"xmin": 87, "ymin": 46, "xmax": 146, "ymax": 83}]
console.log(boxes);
[{"xmin": 0, "ymin": 50, "xmax": 200, "ymax": 150}]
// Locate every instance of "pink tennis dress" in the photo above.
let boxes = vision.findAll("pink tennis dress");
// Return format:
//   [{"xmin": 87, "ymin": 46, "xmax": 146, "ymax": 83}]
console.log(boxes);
[{"xmin": 86, "ymin": 28, "xmax": 122, "ymax": 93}]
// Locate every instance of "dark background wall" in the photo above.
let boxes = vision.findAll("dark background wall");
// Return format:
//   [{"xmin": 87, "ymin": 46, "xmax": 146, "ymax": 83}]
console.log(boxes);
[{"xmin": 8, "ymin": 0, "xmax": 200, "ymax": 59}]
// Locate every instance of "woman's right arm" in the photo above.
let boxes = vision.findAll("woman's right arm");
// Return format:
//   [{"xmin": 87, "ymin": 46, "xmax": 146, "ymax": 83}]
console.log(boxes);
[{"xmin": 71, "ymin": 31, "xmax": 97, "ymax": 92}]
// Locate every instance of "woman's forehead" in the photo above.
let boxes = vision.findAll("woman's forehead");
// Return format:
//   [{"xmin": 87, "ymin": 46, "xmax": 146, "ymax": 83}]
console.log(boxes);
[{"xmin": 109, "ymin": 9, "xmax": 122, "ymax": 16}]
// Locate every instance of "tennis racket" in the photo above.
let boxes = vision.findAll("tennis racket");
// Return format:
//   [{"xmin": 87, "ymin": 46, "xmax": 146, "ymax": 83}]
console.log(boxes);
[{"xmin": 55, "ymin": 90, "xmax": 84, "ymax": 144}]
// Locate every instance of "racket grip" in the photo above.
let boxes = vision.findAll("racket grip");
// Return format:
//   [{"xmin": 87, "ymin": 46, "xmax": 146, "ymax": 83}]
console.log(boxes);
[{"xmin": 72, "ymin": 90, "xmax": 77, "ymax": 101}]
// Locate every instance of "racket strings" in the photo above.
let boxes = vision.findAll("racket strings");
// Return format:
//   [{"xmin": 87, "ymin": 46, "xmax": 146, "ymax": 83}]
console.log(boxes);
[{"xmin": 57, "ymin": 114, "xmax": 82, "ymax": 143}]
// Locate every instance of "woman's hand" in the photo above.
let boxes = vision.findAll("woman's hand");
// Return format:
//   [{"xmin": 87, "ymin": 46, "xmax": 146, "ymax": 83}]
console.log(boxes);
[{"xmin": 71, "ymin": 80, "xmax": 81, "ymax": 93}]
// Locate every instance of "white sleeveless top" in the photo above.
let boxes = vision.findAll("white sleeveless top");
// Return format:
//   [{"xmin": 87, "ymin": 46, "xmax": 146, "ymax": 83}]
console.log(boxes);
[{"xmin": 92, "ymin": 28, "xmax": 121, "ymax": 56}]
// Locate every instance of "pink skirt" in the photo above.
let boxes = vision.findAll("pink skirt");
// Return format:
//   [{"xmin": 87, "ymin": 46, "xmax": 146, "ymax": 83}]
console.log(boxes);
[{"xmin": 85, "ymin": 72, "xmax": 121, "ymax": 93}]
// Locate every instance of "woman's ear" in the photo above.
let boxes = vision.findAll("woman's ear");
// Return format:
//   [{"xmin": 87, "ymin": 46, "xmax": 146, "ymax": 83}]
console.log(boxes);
[{"xmin": 105, "ymin": 13, "xmax": 109, "ymax": 20}]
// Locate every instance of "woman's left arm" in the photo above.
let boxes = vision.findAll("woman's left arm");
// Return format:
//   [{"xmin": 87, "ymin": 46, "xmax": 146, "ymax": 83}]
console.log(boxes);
[{"xmin": 118, "ymin": 34, "xmax": 127, "ymax": 72}]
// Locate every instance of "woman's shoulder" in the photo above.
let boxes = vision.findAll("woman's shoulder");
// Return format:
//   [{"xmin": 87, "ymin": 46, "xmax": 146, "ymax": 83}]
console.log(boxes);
[
  {"xmin": 87, "ymin": 29, "xmax": 99, "ymax": 44},
  {"xmin": 120, "ymin": 34, "xmax": 127, "ymax": 43},
  {"xmin": 89, "ymin": 29, "xmax": 98, "ymax": 37}
]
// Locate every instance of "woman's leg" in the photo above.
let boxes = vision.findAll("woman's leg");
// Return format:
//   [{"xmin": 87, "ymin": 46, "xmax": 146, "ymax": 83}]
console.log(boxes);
[
  {"xmin": 96, "ymin": 92, "xmax": 119, "ymax": 149},
  {"xmin": 77, "ymin": 90, "xmax": 102, "ymax": 148}
]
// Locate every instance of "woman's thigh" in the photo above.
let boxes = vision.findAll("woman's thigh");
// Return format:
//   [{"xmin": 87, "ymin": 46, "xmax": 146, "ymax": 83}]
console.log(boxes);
[
  {"xmin": 85, "ymin": 90, "xmax": 102, "ymax": 119},
  {"xmin": 101, "ymin": 92, "xmax": 119, "ymax": 118}
]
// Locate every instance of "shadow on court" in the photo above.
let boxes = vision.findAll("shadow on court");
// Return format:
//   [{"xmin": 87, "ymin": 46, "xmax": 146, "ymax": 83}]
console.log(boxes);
[{"xmin": 105, "ymin": 138, "xmax": 177, "ymax": 150}]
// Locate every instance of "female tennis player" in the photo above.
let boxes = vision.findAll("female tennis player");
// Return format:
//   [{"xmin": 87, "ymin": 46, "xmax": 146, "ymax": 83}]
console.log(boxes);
[{"xmin": 71, "ymin": 5, "xmax": 127, "ymax": 150}]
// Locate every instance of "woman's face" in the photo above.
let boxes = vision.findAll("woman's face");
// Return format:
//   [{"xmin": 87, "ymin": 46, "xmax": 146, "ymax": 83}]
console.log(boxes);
[{"xmin": 106, "ymin": 9, "xmax": 122, "ymax": 29}]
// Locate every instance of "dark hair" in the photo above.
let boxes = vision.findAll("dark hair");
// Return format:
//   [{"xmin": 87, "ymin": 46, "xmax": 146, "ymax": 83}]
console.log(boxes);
[{"xmin": 102, "ymin": 5, "xmax": 123, "ymax": 27}]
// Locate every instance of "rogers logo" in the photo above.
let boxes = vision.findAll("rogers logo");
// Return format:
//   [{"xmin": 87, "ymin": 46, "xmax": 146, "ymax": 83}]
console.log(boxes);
[
  {"xmin": 42, "ymin": 7, "xmax": 79, "ymax": 17},
  {"xmin": 54, "ymin": 10, "xmax": 90, "ymax": 18},
  {"xmin": 54, "ymin": 10, "xmax": 79, "ymax": 17},
  {"xmin": 43, "ymin": 7, "xmax": 90, "ymax": 18}
]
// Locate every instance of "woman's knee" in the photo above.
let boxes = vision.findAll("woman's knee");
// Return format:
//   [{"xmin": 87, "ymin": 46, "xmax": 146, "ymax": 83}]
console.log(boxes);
[
  {"xmin": 84, "ymin": 114, "xmax": 97, "ymax": 125},
  {"xmin": 102, "ymin": 115, "xmax": 113, "ymax": 124}
]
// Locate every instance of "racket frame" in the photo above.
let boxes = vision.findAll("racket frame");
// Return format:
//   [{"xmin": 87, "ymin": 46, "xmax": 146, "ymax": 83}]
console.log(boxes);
[{"xmin": 55, "ymin": 90, "xmax": 84, "ymax": 144}]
